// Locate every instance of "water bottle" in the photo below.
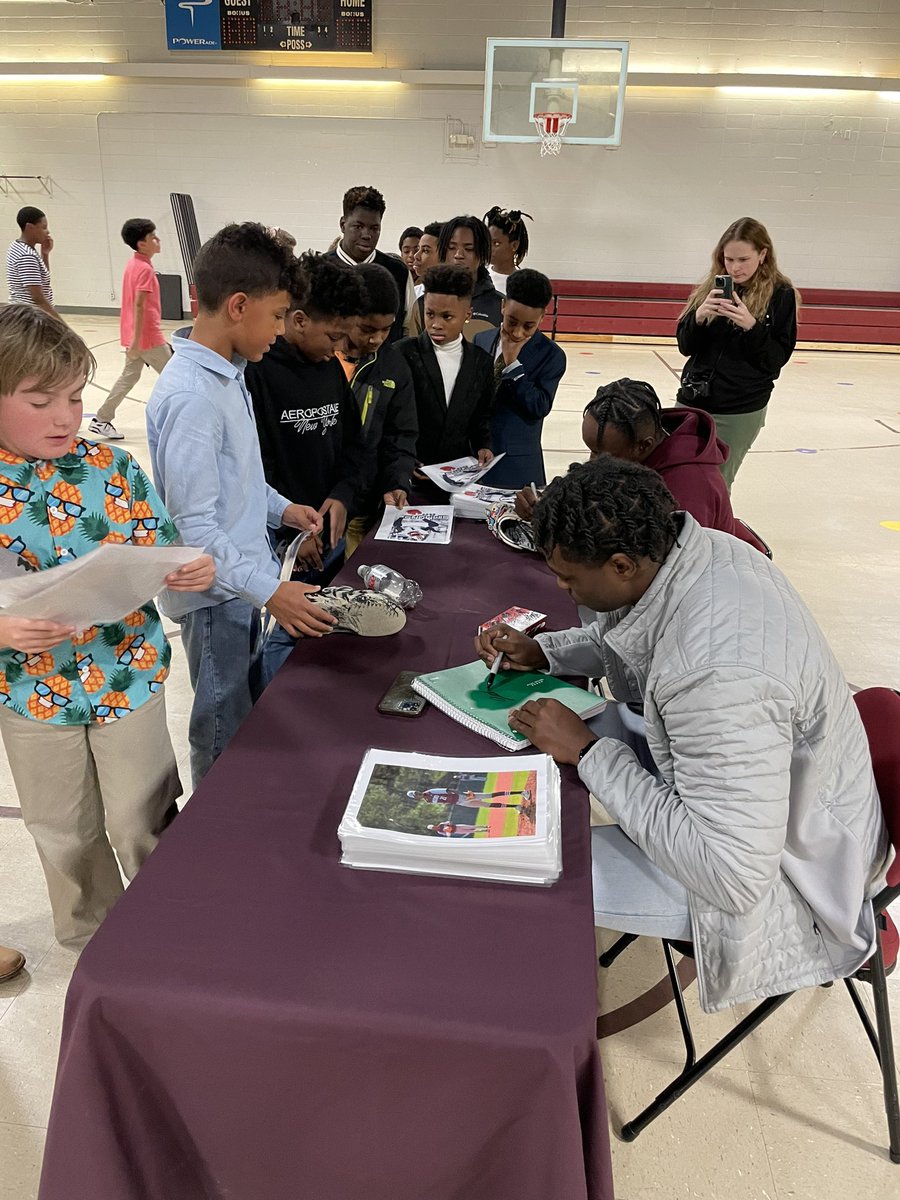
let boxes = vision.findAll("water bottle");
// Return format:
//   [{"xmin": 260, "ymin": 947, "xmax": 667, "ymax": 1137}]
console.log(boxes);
[{"xmin": 357, "ymin": 564, "xmax": 422, "ymax": 609}]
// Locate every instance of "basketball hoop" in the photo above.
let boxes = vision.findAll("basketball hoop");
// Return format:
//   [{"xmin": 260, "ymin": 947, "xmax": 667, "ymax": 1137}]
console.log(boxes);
[{"xmin": 533, "ymin": 111, "xmax": 572, "ymax": 156}]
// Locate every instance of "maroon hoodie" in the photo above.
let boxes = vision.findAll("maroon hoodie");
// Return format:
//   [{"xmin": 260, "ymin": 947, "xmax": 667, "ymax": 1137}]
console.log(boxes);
[{"xmin": 644, "ymin": 407, "xmax": 767, "ymax": 552}]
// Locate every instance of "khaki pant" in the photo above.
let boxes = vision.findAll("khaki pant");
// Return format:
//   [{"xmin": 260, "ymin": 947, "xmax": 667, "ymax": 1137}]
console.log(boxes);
[
  {"xmin": 345, "ymin": 514, "xmax": 377, "ymax": 559},
  {"xmin": 0, "ymin": 689, "xmax": 181, "ymax": 950},
  {"xmin": 96, "ymin": 343, "xmax": 173, "ymax": 423}
]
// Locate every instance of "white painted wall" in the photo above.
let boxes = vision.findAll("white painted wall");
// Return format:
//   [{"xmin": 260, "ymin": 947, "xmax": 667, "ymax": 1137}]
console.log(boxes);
[{"xmin": 1, "ymin": 0, "xmax": 898, "ymax": 308}]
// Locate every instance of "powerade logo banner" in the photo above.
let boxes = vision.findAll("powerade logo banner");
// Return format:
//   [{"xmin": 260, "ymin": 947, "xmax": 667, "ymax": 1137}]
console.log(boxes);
[
  {"xmin": 166, "ymin": 0, "xmax": 373, "ymax": 53},
  {"xmin": 166, "ymin": 0, "xmax": 223, "ymax": 50}
]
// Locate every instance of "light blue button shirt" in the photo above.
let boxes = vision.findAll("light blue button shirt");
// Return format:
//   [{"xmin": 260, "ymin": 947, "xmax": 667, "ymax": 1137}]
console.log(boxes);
[{"xmin": 146, "ymin": 335, "xmax": 290, "ymax": 617}]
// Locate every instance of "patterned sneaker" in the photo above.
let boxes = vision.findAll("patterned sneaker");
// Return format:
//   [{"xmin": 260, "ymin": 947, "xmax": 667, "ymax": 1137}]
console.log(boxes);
[
  {"xmin": 88, "ymin": 418, "xmax": 124, "ymax": 441},
  {"xmin": 486, "ymin": 503, "xmax": 538, "ymax": 553},
  {"xmin": 311, "ymin": 586, "xmax": 406, "ymax": 637}
]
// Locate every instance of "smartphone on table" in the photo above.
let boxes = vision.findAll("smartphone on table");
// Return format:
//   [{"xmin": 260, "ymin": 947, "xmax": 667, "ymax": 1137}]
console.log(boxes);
[
  {"xmin": 714, "ymin": 274, "xmax": 734, "ymax": 301},
  {"xmin": 377, "ymin": 671, "xmax": 427, "ymax": 717}
]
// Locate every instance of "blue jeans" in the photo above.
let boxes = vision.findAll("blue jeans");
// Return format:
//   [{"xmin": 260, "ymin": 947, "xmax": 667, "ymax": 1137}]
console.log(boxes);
[
  {"xmin": 259, "ymin": 536, "xmax": 346, "ymax": 688},
  {"xmin": 260, "ymin": 621, "xmax": 297, "ymax": 689},
  {"xmin": 178, "ymin": 599, "xmax": 263, "ymax": 788}
]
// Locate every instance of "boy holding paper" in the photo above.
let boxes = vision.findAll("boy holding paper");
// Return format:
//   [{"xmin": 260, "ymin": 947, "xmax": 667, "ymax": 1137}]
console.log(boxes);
[{"xmin": 0, "ymin": 304, "xmax": 214, "ymax": 951}]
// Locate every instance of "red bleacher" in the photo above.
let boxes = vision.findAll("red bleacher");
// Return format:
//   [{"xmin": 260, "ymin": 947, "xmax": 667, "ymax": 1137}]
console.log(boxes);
[{"xmin": 542, "ymin": 281, "xmax": 900, "ymax": 347}]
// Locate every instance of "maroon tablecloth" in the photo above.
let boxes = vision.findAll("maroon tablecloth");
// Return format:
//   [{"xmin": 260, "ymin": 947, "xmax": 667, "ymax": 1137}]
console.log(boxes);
[{"xmin": 38, "ymin": 523, "xmax": 614, "ymax": 1200}]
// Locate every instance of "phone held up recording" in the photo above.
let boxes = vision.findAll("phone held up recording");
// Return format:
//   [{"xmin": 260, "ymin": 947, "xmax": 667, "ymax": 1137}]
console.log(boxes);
[{"xmin": 714, "ymin": 273, "xmax": 734, "ymax": 301}]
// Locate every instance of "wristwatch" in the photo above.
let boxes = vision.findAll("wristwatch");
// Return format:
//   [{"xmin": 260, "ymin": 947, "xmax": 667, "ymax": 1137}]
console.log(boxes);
[{"xmin": 578, "ymin": 737, "xmax": 598, "ymax": 762}]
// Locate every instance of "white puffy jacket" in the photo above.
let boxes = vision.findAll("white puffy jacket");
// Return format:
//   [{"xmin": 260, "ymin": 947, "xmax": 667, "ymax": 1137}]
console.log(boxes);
[{"xmin": 537, "ymin": 514, "xmax": 890, "ymax": 1012}]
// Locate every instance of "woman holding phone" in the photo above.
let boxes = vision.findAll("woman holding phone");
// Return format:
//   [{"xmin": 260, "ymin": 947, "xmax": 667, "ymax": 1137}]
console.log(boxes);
[{"xmin": 676, "ymin": 217, "xmax": 799, "ymax": 490}]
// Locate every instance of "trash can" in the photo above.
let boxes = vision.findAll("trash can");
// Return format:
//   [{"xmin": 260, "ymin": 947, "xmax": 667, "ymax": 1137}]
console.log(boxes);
[{"xmin": 157, "ymin": 273, "xmax": 183, "ymax": 322}]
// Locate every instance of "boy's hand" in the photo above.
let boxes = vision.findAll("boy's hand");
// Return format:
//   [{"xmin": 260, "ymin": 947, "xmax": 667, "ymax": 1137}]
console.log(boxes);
[
  {"xmin": 474, "ymin": 623, "xmax": 548, "ymax": 672},
  {"xmin": 476, "ymin": 448, "xmax": 493, "ymax": 467},
  {"xmin": 508, "ymin": 698, "xmax": 594, "ymax": 765},
  {"xmin": 164, "ymin": 554, "xmax": 215, "ymax": 593},
  {"xmin": 383, "ymin": 489, "xmax": 408, "ymax": 509},
  {"xmin": 499, "ymin": 329, "xmax": 522, "ymax": 367},
  {"xmin": 283, "ymin": 504, "xmax": 323, "ymax": 536},
  {"xmin": 267, "ymin": 581, "xmax": 336, "ymax": 638},
  {"xmin": 125, "ymin": 346, "xmax": 143, "ymax": 362},
  {"xmin": 319, "ymin": 497, "xmax": 347, "ymax": 546},
  {"xmin": 297, "ymin": 534, "xmax": 324, "ymax": 573},
  {"xmin": 0, "ymin": 616, "xmax": 75, "ymax": 654}
]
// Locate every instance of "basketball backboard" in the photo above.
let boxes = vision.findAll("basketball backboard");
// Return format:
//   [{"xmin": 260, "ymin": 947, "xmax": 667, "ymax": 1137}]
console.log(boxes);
[{"xmin": 483, "ymin": 38, "xmax": 629, "ymax": 148}]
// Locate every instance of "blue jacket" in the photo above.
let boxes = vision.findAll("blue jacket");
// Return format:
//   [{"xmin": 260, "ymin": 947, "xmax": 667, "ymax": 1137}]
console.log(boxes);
[{"xmin": 473, "ymin": 329, "xmax": 567, "ymax": 488}]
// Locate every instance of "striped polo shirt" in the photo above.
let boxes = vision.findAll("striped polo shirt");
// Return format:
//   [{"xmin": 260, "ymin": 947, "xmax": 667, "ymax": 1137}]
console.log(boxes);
[{"xmin": 6, "ymin": 239, "xmax": 53, "ymax": 305}]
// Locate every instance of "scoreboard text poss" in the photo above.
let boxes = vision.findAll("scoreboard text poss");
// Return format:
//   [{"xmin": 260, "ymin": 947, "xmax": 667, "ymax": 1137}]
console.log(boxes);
[{"xmin": 166, "ymin": 0, "xmax": 373, "ymax": 54}]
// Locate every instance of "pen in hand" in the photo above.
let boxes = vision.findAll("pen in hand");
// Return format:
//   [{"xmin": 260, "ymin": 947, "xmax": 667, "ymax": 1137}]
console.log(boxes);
[{"xmin": 485, "ymin": 634, "xmax": 509, "ymax": 692}]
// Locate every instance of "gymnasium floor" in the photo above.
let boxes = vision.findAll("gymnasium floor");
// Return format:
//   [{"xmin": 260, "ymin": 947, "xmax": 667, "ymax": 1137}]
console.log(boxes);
[{"xmin": 1, "ymin": 317, "xmax": 898, "ymax": 1199}]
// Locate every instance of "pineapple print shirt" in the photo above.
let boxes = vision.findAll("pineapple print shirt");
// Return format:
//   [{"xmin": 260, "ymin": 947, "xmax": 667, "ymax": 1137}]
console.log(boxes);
[{"xmin": 0, "ymin": 438, "xmax": 177, "ymax": 726}]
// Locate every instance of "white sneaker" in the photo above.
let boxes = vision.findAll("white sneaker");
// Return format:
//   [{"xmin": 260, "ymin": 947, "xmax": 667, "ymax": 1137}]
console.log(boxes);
[
  {"xmin": 88, "ymin": 418, "xmax": 124, "ymax": 441},
  {"xmin": 311, "ymin": 586, "xmax": 406, "ymax": 637}
]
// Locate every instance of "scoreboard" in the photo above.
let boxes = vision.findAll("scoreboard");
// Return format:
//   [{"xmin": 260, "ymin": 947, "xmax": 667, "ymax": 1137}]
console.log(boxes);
[{"xmin": 166, "ymin": 0, "xmax": 373, "ymax": 54}]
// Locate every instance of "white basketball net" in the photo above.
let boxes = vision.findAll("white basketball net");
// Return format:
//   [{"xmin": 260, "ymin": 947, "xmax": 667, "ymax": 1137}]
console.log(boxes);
[{"xmin": 533, "ymin": 111, "xmax": 572, "ymax": 156}]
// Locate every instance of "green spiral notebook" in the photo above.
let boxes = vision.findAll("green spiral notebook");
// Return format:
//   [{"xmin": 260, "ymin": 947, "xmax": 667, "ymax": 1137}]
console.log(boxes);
[{"xmin": 411, "ymin": 660, "xmax": 606, "ymax": 751}]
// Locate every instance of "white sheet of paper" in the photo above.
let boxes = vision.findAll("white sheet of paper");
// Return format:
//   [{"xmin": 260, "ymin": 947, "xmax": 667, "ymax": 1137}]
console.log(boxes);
[
  {"xmin": 420, "ymin": 454, "xmax": 506, "ymax": 493},
  {"xmin": 374, "ymin": 505, "xmax": 454, "ymax": 546},
  {"xmin": 0, "ymin": 543, "xmax": 203, "ymax": 627}
]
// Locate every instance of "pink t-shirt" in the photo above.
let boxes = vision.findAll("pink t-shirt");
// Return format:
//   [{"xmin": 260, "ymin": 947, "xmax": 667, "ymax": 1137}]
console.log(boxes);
[{"xmin": 120, "ymin": 253, "xmax": 165, "ymax": 350}]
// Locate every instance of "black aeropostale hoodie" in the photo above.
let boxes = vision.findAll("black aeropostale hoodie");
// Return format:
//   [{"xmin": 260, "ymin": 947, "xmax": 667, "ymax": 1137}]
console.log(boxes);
[{"xmin": 246, "ymin": 337, "xmax": 368, "ymax": 520}]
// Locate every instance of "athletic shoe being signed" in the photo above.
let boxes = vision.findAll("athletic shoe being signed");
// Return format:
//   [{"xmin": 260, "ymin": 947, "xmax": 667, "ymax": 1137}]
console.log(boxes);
[{"xmin": 311, "ymin": 586, "xmax": 406, "ymax": 637}]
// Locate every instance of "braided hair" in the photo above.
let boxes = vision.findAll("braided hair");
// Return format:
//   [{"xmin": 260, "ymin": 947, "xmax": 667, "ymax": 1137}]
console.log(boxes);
[
  {"xmin": 483, "ymin": 206, "xmax": 532, "ymax": 266},
  {"xmin": 584, "ymin": 378, "xmax": 664, "ymax": 450},
  {"xmin": 532, "ymin": 455, "xmax": 677, "ymax": 566},
  {"xmin": 437, "ymin": 216, "xmax": 492, "ymax": 280}
]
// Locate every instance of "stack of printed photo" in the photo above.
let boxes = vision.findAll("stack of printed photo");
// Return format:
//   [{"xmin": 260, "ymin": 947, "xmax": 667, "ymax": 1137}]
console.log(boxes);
[
  {"xmin": 451, "ymin": 484, "xmax": 518, "ymax": 520},
  {"xmin": 338, "ymin": 749, "xmax": 562, "ymax": 886}
]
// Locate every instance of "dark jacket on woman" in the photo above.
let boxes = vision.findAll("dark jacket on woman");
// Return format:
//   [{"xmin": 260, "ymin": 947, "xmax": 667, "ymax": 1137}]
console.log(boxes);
[
  {"xmin": 473, "ymin": 328, "xmax": 567, "ymax": 489},
  {"xmin": 676, "ymin": 282, "xmax": 797, "ymax": 415},
  {"xmin": 395, "ymin": 331, "xmax": 494, "ymax": 465}
]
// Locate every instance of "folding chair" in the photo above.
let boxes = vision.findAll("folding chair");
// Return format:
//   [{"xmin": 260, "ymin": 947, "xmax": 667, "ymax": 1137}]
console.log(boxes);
[
  {"xmin": 734, "ymin": 517, "xmax": 773, "ymax": 558},
  {"xmin": 598, "ymin": 686, "xmax": 900, "ymax": 1162}
]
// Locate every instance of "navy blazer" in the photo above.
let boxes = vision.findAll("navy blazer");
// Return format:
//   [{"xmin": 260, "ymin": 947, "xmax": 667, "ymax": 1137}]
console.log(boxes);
[{"xmin": 473, "ymin": 329, "xmax": 567, "ymax": 488}]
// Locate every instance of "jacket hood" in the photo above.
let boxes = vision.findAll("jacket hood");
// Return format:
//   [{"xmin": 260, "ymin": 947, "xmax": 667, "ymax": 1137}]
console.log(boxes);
[
  {"xmin": 264, "ymin": 336, "xmax": 328, "ymax": 376},
  {"xmin": 646, "ymin": 406, "xmax": 729, "ymax": 471},
  {"xmin": 472, "ymin": 273, "xmax": 500, "ymax": 299}
]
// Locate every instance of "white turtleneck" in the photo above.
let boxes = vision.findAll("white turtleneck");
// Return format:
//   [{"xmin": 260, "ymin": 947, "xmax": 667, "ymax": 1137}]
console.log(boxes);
[{"xmin": 432, "ymin": 335, "xmax": 464, "ymax": 405}]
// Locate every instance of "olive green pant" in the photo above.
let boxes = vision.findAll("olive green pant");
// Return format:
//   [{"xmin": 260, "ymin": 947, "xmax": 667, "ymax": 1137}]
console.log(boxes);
[{"xmin": 677, "ymin": 403, "xmax": 767, "ymax": 493}]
